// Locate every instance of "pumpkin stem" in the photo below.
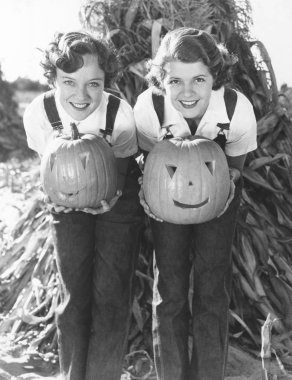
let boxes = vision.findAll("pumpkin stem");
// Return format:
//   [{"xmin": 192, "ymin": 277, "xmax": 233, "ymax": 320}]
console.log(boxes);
[{"xmin": 70, "ymin": 123, "xmax": 80, "ymax": 140}]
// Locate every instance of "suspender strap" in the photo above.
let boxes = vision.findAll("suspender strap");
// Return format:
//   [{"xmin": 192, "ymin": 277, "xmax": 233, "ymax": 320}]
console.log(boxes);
[
  {"xmin": 102, "ymin": 94, "xmax": 121, "ymax": 137},
  {"xmin": 152, "ymin": 93, "xmax": 165, "ymax": 126},
  {"xmin": 43, "ymin": 90, "xmax": 64, "ymax": 131}
]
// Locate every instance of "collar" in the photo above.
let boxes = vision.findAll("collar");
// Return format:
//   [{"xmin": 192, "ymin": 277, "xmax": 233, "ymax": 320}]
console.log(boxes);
[
  {"xmin": 162, "ymin": 96, "xmax": 190, "ymax": 137},
  {"xmin": 199, "ymin": 87, "xmax": 230, "ymax": 128}
]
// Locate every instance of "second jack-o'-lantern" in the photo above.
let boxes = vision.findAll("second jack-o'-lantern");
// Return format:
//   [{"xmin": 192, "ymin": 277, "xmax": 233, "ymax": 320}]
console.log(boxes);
[
  {"xmin": 40, "ymin": 123, "xmax": 118, "ymax": 208},
  {"xmin": 143, "ymin": 136, "xmax": 230, "ymax": 224}
]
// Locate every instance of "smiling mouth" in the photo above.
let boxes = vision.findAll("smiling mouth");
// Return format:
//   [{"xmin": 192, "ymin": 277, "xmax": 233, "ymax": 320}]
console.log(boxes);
[
  {"xmin": 173, "ymin": 198, "xmax": 209, "ymax": 209},
  {"xmin": 179, "ymin": 100, "xmax": 198, "ymax": 109},
  {"xmin": 70, "ymin": 102, "xmax": 90, "ymax": 110}
]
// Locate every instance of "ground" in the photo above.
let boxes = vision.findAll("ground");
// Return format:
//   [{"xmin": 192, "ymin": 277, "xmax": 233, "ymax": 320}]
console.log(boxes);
[{"xmin": 0, "ymin": 344, "xmax": 265, "ymax": 379}]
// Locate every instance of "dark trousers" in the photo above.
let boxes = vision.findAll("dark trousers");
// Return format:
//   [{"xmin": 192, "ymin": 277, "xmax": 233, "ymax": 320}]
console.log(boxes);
[
  {"xmin": 51, "ymin": 176, "xmax": 143, "ymax": 380},
  {"xmin": 150, "ymin": 181, "xmax": 242, "ymax": 380}
]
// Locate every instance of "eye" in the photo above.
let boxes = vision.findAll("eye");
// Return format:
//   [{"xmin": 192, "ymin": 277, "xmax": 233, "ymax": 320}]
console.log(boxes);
[
  {"xmin": 168, "ymin": 79, "xmax": 181, "ymax": 86},
  {"xmin": 88, "ymin": 82, "xmax": 100, "ymax": 88},
  {"xmin": 166, "ymin": 165, "xmax": 177, "ymax": 178},
  {"xmin": 205, "ymin": 161, "xmax": 215, "ymax": 175},
  {"xmin": 79, "ymin": 152, "xmax": 90, "ymax": 169},
  {"xmin": 64, "ymin": 80, "xmax": 74, "ymax": 86},
  {"xmin": 49, "ymin": 153, "xmax": 57, "ymax": 171},
  {"xmin": 194, "ymin": 77, "xmax": 205, "ymax": 84}
]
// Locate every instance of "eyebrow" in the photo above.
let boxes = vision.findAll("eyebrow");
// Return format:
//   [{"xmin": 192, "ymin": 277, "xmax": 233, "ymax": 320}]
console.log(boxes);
[
  {"xmin": 168, "ymin": 74, "xmax": 208, "ymax": 79},
  {"xmin": 61, "ymin": 76, "xmax": 104, "ymax": 81}
]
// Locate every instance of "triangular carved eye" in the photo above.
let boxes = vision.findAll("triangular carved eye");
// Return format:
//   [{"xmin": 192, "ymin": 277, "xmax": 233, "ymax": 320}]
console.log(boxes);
[
  {"xmin": 205, "ymin": 161, "xmax": 215, "ymax": 175},
  {"xmin": 50, "ymin": 153, "xmax": 57, "ymax": 171},
  {"xmin": 79, "ymin": 152, "xmax": 90, "ymax": 170},
  {"xmin": 166, "ymin": 165, "xmax": 177, "ymax": 178}
]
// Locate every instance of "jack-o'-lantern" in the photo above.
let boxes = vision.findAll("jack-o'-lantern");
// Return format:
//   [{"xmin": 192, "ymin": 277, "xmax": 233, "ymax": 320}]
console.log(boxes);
[
  {"xmin": 143, "ymin": 136, "xmax": 230, "ymax": 224},
  {"xmin": 40, "ymin": 123, "xmax": 118, "ymax": 208}
]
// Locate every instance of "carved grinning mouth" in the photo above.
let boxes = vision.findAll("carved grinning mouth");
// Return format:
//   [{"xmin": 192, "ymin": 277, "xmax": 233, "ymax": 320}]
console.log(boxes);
[
  {"xmin": 173, "ymin": 197, "xmax": 209, "ymax": 209},
  {"xmin": 57, "ymin": 187, "xmax": 85, "ymax": 200}
]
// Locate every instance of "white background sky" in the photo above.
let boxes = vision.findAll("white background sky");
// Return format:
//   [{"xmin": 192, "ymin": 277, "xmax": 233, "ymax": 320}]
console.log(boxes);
[{"xmin": 0, "ymin": 0, "xmax": 292, "ymax": 88}]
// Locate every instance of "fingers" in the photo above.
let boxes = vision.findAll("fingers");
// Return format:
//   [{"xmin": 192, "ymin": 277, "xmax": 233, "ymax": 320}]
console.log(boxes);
[
  {"xmin": 116, "ymin": 189, "xmax": 122, "ymax": 197},
  {"xmin": 229, "ymin": 168, "xmax": 241, "ymax": 183},
  {"xmin": 139, "ymin": 187, "xmax": 163, "ymax": 222},
  {"xmin": 217, "ymin": 179, "xmax": 235, "ymax": 218}
]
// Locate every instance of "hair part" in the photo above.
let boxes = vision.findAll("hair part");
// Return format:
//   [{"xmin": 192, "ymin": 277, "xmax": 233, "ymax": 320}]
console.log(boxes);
[
  {"xmin": 146, "ymin": 27, "xmax": 237, "ymax": 92},
  {"xmin": 41, "ymin": 30, "xmax": 120, "ymax": 87}
]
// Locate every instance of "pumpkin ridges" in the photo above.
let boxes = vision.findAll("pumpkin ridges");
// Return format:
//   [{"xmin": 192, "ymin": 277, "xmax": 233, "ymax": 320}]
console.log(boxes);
[
  {"xmin": 90, "ymin": 136, "xmax": 118, "ymax": 202},
  {"xmin": 41, "ymin": 134, "xmax": 118, "ymax": 208}
]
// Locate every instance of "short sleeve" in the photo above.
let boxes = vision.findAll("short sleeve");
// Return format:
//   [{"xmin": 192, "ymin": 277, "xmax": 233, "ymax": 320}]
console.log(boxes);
[
  {"xmin": 23, "ymin": 94, "xmax": 53, "ymax": 155},
  {"xmin": 133, "ymin": 88, "xmax": 161, "ymax": 152},
  {"xmin": 110, "ymin": 99, "xmax": 138, "ymax": 158},
  {"xmin": 225, "ymin": 91, "xmax": 258, "ymax": 157}
]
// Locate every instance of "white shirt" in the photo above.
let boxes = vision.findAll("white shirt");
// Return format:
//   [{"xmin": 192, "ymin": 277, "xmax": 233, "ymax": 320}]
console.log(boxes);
[
  {"xmin": 133, "ymin": 86, "xmax": 257, "ymax": 157},
  {"xmin": 23, "ymin": 91, "xmax": 138, "ymax": 158}
]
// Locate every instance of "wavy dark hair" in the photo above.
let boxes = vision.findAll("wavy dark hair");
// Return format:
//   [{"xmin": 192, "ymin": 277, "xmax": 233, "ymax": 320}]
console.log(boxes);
[
  {"xmin": 40, "ymin": 30, "xmax": 120, "ymax": 87},
  {"xmin": 147, "ymin": 27, "xmax": 237, "ymax": 92}
]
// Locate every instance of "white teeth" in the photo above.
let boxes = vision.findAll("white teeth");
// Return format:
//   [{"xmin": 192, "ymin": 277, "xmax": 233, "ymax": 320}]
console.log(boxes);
[
  {"xmin": 71, "ymin": 103, "xmax": 88, "ymax": 109},
  {"xmin": 181, "ymin": 100, "xmax": 197, "ymax": 106}
]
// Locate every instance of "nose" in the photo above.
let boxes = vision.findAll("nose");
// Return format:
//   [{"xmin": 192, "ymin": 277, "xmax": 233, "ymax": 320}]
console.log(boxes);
[
  {"xmin": 182, "ymin": 82, "xmax": 195, "ymax": 97},
  {"xmin": 76, "ymin": 85, "xmax": 88, "ymax": 99}
]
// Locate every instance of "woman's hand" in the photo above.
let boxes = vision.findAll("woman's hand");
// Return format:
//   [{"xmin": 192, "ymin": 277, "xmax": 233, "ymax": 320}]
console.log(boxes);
[
  {"xmin": 76, "ymin": 190, "xmax": 122, "ymax": 215},
  {"xmin": 217, "ymin": 167, "xmax": 240, "ymax": 217},
  {"xmin": 138, "ymin": 177, "xmax": 163, "ymax": 222},
  {"xmin": 42, "ymin": 189, "xmax": 122, "ymax": 215},
  {"xmin": 43, "ymin": 194, "xmax": 74, "ymax": 213}
]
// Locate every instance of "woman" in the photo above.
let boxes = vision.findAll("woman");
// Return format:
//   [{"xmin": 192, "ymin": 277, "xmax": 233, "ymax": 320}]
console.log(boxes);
[
  {"xmin": 134, "ymin": 27, "xmax": 257, "ymax": 380},
  {"xmin": 23, "ymin": 30, "xmax": 143, "ymax": 380}
]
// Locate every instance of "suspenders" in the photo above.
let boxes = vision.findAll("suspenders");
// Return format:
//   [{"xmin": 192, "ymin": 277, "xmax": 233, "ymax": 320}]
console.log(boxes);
[
  {"xmin": 151, "ymin": 87, "xmax": 238, "ymax": 151},
  {"xmin": 43, "ymin": 90, "xmax": 121, "ymax": 139}
]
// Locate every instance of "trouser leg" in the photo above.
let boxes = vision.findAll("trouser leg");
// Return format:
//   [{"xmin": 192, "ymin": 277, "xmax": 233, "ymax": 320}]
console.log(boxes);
[
  {"xmin": 51, "ymin": 211, "xmax": 96, "ymax": 380},
  {"xmin": 85, "ymin": 178, "xmax": 143, "ymax": 380},
  {"xmin": 189, "ymin": 182, "xmax": 242, "ymax": 380},
  {"xmin": 151, "ymin": 220, "xmax": 192, "ymax": 380}
]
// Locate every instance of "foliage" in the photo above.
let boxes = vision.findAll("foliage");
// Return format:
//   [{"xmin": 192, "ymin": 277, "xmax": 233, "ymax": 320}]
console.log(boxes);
[
  {"xmin": 11, "ymin": 77, "xmax": 48, "ymax": 93},
  {"xmin": 0, "ymin": 67, "xmax": 32, "ymax": 162}
]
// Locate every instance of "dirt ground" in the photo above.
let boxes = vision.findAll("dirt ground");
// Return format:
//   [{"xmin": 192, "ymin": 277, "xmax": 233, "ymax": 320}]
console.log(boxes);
[{"xmin": 0, "ymin": 343, "xmax": 265, "ymax": 380}]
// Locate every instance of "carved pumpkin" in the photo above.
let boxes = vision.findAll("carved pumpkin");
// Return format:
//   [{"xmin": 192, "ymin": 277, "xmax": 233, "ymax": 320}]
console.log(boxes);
[
  {"xmin": 143, "ymin": 136, "xmax": 230, "ymax": 224},
  {"xmin": 40, "ymin": 124, "xmax": 118, "ymax": 208}
]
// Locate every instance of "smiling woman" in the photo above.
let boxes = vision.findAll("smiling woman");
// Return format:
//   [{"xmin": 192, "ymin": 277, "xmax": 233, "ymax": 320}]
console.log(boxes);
[{"xmin": 22, "ymin": 28, "xmax": 144, "ymax": 380}]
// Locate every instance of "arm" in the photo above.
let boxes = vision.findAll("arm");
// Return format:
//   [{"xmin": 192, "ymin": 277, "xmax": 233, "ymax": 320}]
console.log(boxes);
[{"xmin": 226, "ymin": 153, "xmax": 246, "ymax": 183}]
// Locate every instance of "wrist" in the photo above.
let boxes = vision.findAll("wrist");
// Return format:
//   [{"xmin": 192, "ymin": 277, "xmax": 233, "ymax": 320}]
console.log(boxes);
[{"xmin": 230, "ymin": 167, "xmax": 241, "ymax": 183}]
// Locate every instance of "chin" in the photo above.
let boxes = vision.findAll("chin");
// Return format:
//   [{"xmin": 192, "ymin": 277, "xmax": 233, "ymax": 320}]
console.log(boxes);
[
  {"xmin": 181, "ymin": 110, "xmax": 198, "ymax": 119},
  {"xmin": 69, "ymin": 107, "xmax": 91, "ymax": 121}
]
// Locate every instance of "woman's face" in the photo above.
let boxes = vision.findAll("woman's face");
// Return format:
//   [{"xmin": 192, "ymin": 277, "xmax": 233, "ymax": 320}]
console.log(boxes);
[
  {"xmin": 162, "ymin": 60, "xmax": 214, "ymax": 123},
  {"xmin": 55, "ymin": 53, "xmax": 105, "ymax": 121}
]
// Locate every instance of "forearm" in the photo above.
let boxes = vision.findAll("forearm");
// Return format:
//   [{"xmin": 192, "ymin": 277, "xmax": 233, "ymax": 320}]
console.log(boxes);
[{"xmin": 226, "ymin": 154, "xmax": 246, "ymax": 183}]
